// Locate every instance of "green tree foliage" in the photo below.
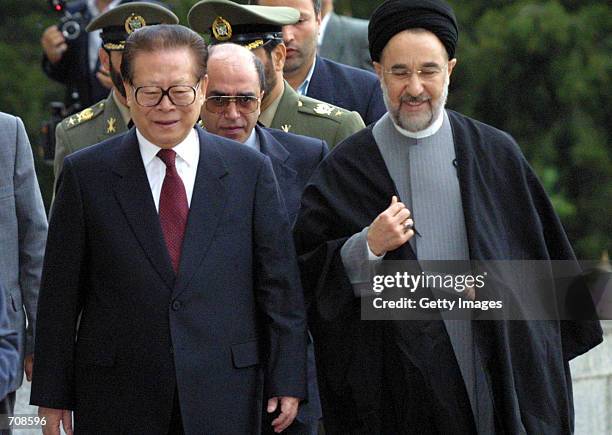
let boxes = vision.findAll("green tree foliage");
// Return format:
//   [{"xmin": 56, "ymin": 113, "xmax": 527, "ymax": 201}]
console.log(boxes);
[{"xmin": 448, "ymin": 0, "xmax": 611, "ymax": 258}]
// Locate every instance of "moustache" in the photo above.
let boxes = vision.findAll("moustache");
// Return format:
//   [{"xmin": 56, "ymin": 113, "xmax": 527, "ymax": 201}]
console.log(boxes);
[{"xmin": 400, "ymin": 94, "xmax": 430, "ymax": 104}]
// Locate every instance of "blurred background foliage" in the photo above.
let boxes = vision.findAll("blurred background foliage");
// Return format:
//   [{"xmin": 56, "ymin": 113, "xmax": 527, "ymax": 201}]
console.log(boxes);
[{"xmin": 1, "ymin": 0, "xmax": 609, "ymax": 258}]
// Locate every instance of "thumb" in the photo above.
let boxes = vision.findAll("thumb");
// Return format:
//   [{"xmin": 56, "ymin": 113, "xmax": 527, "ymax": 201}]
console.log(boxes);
[
  {"xmin": 391, "ymin": 195, "xmax": 398, "ymax": 205},
  {"xmin": 267, "ymin": 397, "xmax": 278, "ymax": 413}
]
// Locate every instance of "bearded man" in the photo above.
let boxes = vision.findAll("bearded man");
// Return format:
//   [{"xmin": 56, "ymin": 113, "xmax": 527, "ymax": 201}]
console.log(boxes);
[{"xmin": 293, "ymin": 0, "xmax": 602, "ymax": 433}]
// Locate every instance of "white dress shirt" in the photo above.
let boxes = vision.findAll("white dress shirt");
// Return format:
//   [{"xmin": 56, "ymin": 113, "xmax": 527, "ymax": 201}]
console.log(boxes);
[{"xmin": 137, "ymin": 128, "xmax": 200, "ymax": 212}]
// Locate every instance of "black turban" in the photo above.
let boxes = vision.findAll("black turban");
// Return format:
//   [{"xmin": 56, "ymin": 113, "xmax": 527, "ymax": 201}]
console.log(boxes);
[{"xmin": 368, "ymin": 0, "xmax": 458, "ymax": 62}]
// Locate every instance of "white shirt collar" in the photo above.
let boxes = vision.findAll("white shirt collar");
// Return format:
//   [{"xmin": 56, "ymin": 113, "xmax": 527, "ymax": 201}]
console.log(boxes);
[
  {"xmin": 318, "ymin": 13, "xmax": 332, "ymax": 46},
  {"xmin": 391, "ymin": 108, "xmax": 445, "ymax": 139},
  {"xmin": 137, "ymin": 128, "xmax": 199, "ymax": 168},
  {"xmin": 243, "ymin": 128, "xmax": 260, "ymax": 151},
  {"xmin": 296, "ymin": 57, "xmax": 317, "ymax": 96}
]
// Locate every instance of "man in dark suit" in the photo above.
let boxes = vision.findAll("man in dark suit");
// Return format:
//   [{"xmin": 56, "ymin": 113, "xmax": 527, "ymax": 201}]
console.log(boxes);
[
  {"xmin": 31, "ymin": 24, "xmax": 307, "ymax": 435},
  {"xmin": 201, "ymin": 43, "xmax": 326, "ymax": 434},
  {"xmin": 318, "ymin": 0, "xmax": 372, "ymax": 71},
  {"xmin": 253, "ymin": 0, "xmax": 385, "ymax": 125}
]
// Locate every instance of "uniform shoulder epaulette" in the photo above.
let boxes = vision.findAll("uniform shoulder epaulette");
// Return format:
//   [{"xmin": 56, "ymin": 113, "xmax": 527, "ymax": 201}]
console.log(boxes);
[
  {"xmin": 64, "ymin": 100, "xmax": 106, "ymax": 130},
  {"xmin": 297, "ymin": 96, "xmax": 348, "ymax": 122}
]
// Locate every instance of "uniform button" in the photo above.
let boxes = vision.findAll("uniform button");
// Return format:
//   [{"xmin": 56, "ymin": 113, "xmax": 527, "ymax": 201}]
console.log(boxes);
[{"xmin": 172, "ymin": 300, "xmax": 182, "ymax": 311}]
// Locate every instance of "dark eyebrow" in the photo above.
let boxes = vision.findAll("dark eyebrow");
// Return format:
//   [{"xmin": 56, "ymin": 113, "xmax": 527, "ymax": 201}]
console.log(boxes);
[
  {"xmin": 207, "ymin": 91, "xmax": 257, "ymax": 97},
  {"xmin": 390, "ymin": 62, "xmax": 443, "ymax": 69}
]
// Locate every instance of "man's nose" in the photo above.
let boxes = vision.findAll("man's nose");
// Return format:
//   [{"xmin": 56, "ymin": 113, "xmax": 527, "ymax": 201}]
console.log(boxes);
[
  {"xmin": 157, "ymin": 93, "xmax": 175, "ymax": 110},
  {"xmin": 403, "ymin": 73, "xmax": 425, "ymax": 97},
  {"xmin": 223, "ymin": 101, "xmax": 241, "ymax": 119},
  {"xmin": 282, "ymin": 25, "xmax": 296, "ymax": 44}
]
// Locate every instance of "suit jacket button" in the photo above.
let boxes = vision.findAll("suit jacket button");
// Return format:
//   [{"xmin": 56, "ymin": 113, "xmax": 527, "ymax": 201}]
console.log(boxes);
[{"xmin": 172, "ymin": 300, "xmax": 182, "ymax": 311}]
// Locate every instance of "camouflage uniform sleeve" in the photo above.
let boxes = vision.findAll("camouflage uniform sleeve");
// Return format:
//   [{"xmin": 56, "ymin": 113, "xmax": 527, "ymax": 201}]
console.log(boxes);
[{"xmin": 333, "ymin": 111, "xmax": 365, "ymax": 146}]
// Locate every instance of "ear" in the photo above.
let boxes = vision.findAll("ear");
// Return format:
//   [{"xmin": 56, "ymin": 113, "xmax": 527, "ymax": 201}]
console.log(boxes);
[
  {"xmin": 99, "ymin": 47, "xmax": 110, "ymax": 71},
  {"xmin": 274, "ymin": 44, "xmax": 286, "ymax": 71},
  {"xmin": 123, "ymin": 81, "xmax": 133, "ymax": 107},
  {"xmin": 447, "ymin": 58, "xmax": 457, "ymax": 78},
  {"xmin": 373, "ymin": 61, "xmax": 384, "ymax": 82},
  {"xmin": 198, "ymin": 75, "xmax": 208, "ymax": 104}
]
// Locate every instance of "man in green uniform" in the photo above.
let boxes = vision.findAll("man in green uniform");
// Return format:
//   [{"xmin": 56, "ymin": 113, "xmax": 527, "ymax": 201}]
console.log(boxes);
[
  {"xmin": 188, "ymin": 0, "xmax": 365, "ymax": 148},
  {"xmin": 53, "ymin": 1, "xmax": 178, "ymax": 188}
]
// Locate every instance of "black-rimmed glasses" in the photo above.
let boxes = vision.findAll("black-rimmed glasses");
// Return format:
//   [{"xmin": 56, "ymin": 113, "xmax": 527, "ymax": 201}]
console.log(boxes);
[
  {"xmin": 134, "ymin": 81, "xmax": 201, "ymax": 107},
  {"xmin": 205, "ymin": 95, "xmax": 260, "ymax": 114}
]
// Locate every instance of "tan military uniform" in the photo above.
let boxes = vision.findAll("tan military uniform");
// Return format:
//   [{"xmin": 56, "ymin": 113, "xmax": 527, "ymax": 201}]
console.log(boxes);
[
  {"xmin": 262, "ymin": 82, "xmax": 365, "ymax": 148},
  {"xmin": 53, "ymin": 92, "xmax": 128, "ymax": 187}
]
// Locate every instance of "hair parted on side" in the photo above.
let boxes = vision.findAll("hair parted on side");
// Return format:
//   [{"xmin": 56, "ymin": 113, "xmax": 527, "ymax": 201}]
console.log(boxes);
[{"xmin": 121, "ymin": 24, "xmax": 208, "ymax": 84}]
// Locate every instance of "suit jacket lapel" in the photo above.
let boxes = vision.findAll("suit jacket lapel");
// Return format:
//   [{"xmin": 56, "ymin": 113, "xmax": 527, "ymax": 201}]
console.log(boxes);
[
  {"xmin": 111, "ymin": 129, "xmax": 176, "ymax": 289},
  {"xmin": 306, "ymin": 56, "xmax": 331, "ymax": 103},
  {"xmin": 173, "ymin": 127, "xmax": 228, "ymax": 297},
  {"xmin": 257, "ymin": 126, "xmax": 298, "ymax": 220}
]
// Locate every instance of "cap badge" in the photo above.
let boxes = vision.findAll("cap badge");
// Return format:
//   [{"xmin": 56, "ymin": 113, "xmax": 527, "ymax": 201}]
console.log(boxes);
[
  {"xmin": 212, "ymin": 16, "xmax": 232, "ymax": 41},
  {"xmin": 125, "ymin": 14, "xmax": 146, "ymax": 34}
]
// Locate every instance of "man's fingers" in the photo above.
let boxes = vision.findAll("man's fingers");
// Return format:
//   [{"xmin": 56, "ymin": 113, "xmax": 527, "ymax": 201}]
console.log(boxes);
[
  {"xmin": 271, "ymin": 408, "xmax": 295, "ymax": 433},
  {"xmin": 267, "ymin": 397, "xmax": 278, "ymax": 413},
  {"xmin": 62, "ymin": 410, "xmax": 73, "ymax": 435},
  {"xmin": 394, "ymin": 208, "xmax": 411, "ymax": 224},
  {"xmin": 270, "ymin": 397, "xmax": 299, "ymax": 433}
]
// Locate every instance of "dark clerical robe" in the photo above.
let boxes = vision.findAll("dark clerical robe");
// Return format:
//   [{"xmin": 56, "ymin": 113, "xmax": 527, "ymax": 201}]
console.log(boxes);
[{"xmin": 294, "ymin": 110, "xmax": 602, "ymax": 434}]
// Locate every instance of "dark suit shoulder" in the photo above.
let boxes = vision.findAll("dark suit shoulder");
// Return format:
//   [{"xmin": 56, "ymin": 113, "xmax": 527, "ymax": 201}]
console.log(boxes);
[
  {"xmin": 264, "ymin": 127, "xmax": 326, "ymax": 153},
  {"xmin": 64, "ymin": 129, "xmax": 126, "ymax": 166},
  {"xmin": 318, "ymin": 57, "xmax": 378, "ymax": 86},
  {"xmin": 200, "ymin": 129, "xmax": 269, "ymax": 167}
]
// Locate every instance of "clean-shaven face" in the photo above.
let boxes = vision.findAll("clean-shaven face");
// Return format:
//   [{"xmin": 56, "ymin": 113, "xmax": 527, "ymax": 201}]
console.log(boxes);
[{"xmin": 124, "ymin": 48, "xmax": 205, "ymax": 149}]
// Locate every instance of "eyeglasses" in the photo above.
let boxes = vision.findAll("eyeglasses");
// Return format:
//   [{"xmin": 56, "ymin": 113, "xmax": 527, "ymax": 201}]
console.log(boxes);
[
  {"xmin": 205, "ymin": 95, "xmax": 260, "ymax": 114},
  {"xmin": 382, "ymin": 66, "xmax": 445, "ymax": 82},
  {"xmin": 133, "ymin": 81, "xmax": 201, "ymax": 107}
]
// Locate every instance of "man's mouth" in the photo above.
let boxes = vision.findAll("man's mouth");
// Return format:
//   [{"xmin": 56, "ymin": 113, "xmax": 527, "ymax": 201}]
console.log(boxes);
[{"xmin": 154, "ymin": 120, "xmax": 179, "ymax": 128}]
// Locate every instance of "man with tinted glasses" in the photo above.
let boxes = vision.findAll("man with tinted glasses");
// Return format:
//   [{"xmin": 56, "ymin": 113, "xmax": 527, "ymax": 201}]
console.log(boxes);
[
  {"xmin": 201, "ymin": 44, "xmax": 327, "ymax": 434},
  {"xmin": 189, "ymin": 0, "xmax": 365, "ymax": 149},
  {"xmin": 31, "ymin": 25, "xmax": 307, "ymax": 435}
]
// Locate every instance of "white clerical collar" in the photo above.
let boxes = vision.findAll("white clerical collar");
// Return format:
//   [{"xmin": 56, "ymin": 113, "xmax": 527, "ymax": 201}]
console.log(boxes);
[
  {"xmin": 243, "ymin": 128, "xmax": 260, "ymax": 151},
  {"xmin": 391, "ymin": 108, "xmax": 445, "ymax": 139},
  {"xmin": 137, "ymin": 128, "xmax": 199, "ymax": 168}
]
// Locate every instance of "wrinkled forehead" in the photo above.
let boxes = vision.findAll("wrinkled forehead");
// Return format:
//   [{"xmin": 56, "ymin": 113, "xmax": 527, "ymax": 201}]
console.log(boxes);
[{"xmin": 380, "ymin": 29, "xmax": 448, "ymax": 65}]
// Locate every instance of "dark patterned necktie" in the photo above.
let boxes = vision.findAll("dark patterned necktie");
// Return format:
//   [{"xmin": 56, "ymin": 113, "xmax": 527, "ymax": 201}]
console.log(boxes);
[{"xmin": 157, "ymin": 149, "xmax": 189, "ymax": 274}]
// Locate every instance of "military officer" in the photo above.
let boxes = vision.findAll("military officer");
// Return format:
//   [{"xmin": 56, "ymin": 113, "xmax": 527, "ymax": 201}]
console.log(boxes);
[
  {"xmin": 188, "ymin": 0, "xmax": 365, "ymax": 148},
  {"xmin": 53, "ymin": 1, "xmax": 178, "ymax": 189}
]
